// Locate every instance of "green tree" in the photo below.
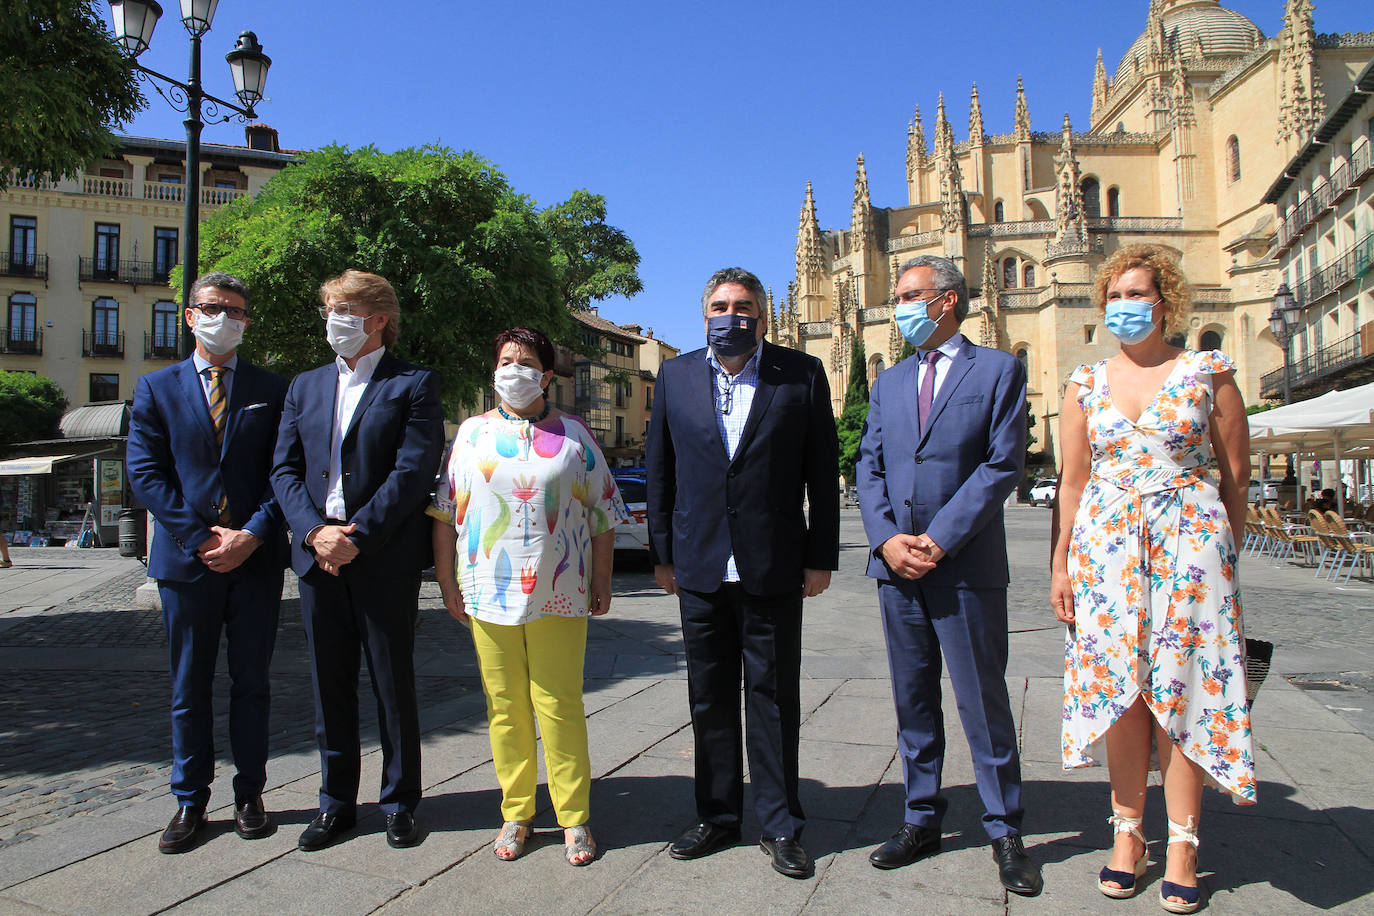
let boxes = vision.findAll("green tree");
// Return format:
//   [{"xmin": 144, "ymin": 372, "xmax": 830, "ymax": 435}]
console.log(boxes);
[
  {"xmin": 844, "ymin": 339, "xmax": 869, "ymax": 409},
  {"xmin": 898, "ymin": 339, "xmax": 917, "ymax": 361},
  {"xmin": 538, "ymin": 189, "xmax": 643, "ymax": 309},
  {"xmin": 0, "ymin": 371, "xmax": 67, "ymax": 449},
  {"xmin": 836, "ymin": 402, "xmax": 869, "ymax": 487},
  {"xmin": 193, "ymin": 145, "xmax": 639, "ymax": 411},
  {"xmin": 0, "ymin": 0, "xmax": 145, "ymax": 189},
  {"xmin": 1024, "ymin": 399, "xmax": 1039, "ymax": 453}
]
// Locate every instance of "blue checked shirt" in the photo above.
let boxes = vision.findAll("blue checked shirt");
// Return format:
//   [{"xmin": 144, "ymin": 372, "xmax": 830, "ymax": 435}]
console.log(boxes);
[{"xmin": 707, "ymin": 344, "xmax": 762, "ymax": 583}]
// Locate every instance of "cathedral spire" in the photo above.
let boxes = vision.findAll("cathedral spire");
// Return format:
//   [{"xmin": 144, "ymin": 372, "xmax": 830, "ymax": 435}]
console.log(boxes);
[
  {"xmin": 1053, "ymin": 113, "xmax": 1086, "ymax": 247},
  {"xmin": 935, "ymin": 95, "xmax": 965, "ymax": 235},
  {"xmin": 1091, "ymin": 49, "xmax": 1108, "ymax": 121},
  {"xmin": 934, "ymin": 92, "xmax": 955, "ymax": 161},
  {"xmin": 851, "ymin": 154, "xmax": 874, "ymax": 250},
  {"xmin": 1013, "ymin": 76, "xmax": 1031, "ymax": 141},
  {"xmin": 1277, "ymin": 0, "xmax": 1324, "ymax": 144},
  {"xmin": 969, "ymin": 83, "xmax": 985, "ymax": 146},
  {"xmin": 795, "ymin": 181, "xmax": 826, "ymax": 288},
  {"xmin": 906, "ymin": 104, "xmax": 928, "ymax": 180}
]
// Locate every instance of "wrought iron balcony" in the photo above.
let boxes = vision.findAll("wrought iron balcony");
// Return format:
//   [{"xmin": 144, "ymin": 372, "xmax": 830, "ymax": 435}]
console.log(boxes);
[
  {"xmin": 145, "ymin": 332, "xmax": 180, "ymax": 360},
  {"xmin": 78, "ymin": 257, "xmax": 161, "ymax": 286},
  {"xmin": 1292, "ymin": 233, "xmax": 1373, "ymax": 308},
  {"xmin": 1, "ymin": 327, "xmax": 42, "ymax": 355},
  {"xmin": 83, "ymin": 329, "xmax": 125, "ymax": 357},
  {"xmin": 1, "ymin": 252, "xmax": 48, "ymax": 279},
  {"xmin": 1259, "ymin": 327, "xmax": 1373, "ymax": 399}
]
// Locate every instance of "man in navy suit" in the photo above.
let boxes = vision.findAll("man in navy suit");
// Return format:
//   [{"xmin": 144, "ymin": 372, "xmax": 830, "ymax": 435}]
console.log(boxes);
[
  {"xmin": 271, "ymin": 270, "xmax": 443, "ymax": 851},
  {"xmin": 856, "ymin": 255, "xmax": 1041, "ymax": 895},
  {"xmin": 646, "ymin": 267, "xmax": 839, "ymax": 878},
  {"xmin": 127, "ymin": 271, "xmax": 288, "ymax": 853}
]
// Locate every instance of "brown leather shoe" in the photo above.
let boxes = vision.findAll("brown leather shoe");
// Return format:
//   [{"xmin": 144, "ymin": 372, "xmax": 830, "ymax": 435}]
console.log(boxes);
[
  {"xmin": 234, "ymin": 795, "xmax": 271, "ymax": 839},
  {"xmin": 158, "ymin": 805, "xmax": 205, "ymax": 854}
]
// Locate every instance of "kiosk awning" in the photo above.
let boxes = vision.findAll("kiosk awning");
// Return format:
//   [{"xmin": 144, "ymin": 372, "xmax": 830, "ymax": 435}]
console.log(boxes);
[{"xmin": 0, "ymin": 455, "xmax": 82, "ymax": 476}]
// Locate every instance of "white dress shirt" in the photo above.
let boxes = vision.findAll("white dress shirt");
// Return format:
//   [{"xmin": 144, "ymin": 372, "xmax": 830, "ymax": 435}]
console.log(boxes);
[
  {"xmin": 916, "ymin": 333, "xmax": 967, "ymax": 403},
  {"xmin": 325, "ymin": 347, "xmax": 385, "ymax": 520}
]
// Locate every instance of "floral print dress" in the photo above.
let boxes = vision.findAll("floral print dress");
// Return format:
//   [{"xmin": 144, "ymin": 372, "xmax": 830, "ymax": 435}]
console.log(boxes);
[
  {"xmin": 1062, "ymin": 350, "xmax": 1256, "ymax": 804},
  {"xmin": 429, "ymin": 412, "xmax": 628, "ymax": 626}
]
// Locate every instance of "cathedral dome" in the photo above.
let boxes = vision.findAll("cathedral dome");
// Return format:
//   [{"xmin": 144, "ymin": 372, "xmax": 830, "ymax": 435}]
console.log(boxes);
[{"xmin": 1113, "ymin": 0, "xmax": 1265, "ymax": 83}]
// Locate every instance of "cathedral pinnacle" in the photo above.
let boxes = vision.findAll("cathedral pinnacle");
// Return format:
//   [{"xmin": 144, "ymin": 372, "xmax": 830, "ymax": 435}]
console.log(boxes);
[
  {"xmin": 1053, "ymin": 113, "xmax": 1086, "ymax": 247},
  {"xmin": 795, "ymin": 181, "xmax": 826, "ymax": 280},
  {"xmin": 934, "ymin": 92, "xmax": 955, "ymax": 161},
  {"xmin": 1277, "ymin": 0, "xmax": 1324, "ymax": 143},
  {"xmin": 851, "ymin": 155, "xmax": 874, "ymax": 250},
  {"xmin": 1013, "ymin": 76, "xmax": 1031, "ymax": 141},
  {"xmin": 906, "ymin": 105, "xmax": 928, "ymax": 180},
  {"xmin": 969, "ymin": 83, "xmax": 985, "ymax": 146},
  {"xmin": 1092, "ymin": 49, "xmax": 1108, "ymax": 121}
]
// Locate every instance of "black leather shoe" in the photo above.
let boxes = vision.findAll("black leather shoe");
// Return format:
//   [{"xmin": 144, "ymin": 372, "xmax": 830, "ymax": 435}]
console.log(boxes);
[
  {"xmin": 234, "ymin": 796, "xmax": 271, "ymax": 839},
  {"xmin": 386, "ymin": 812, "xmax": 421, "ymax": 848},
  {"xmin": 992, "ymin": 835, "xmax": 1043, "ymax": 896},
  {"xmin": 298, "ymin": 810, "xmax": 356, "ymax": 851},
  {"xmin": 760, "ymin": 836, "xmax": 813, "ymax": 879},
  {"xmin": 158, "ymin": 805, "xmax": 205, "ymax": 854},
  {"xmin": 869, "ymin": 823, "xmax": 941, "ymax": 869},
  {"xmin": 668, "ymin": 822, "xmax": 740, "ymax": 860}
]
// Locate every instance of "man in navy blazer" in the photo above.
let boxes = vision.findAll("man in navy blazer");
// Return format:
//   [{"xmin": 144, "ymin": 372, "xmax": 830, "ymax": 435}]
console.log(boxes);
[
  {"xmin": 271, "ymin": 270, "xmax": 444, "ymax": 852},
  {"xmin": 856, "ymin": 255, "xmax": 1041, "ymax": 895},
  {"xmin": 127, "ymin": 272, "xmax": 288, "ymax": 853},
  {"xmin": 646, "ymin": 267, "xmax": 839, "ymax": 879}
]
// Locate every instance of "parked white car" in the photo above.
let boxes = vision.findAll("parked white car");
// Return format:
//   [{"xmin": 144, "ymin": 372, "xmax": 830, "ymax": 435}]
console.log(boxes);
[
  {"xmin": 1248, "ymin": 479, "xmax": 1281, "ymax": 502},
  {"xmin": 1028, "ymin": 478, "xmax": 1058, "ymax": 507},
  {"xmin": 613, "ymin": 475, "xmax": 650, "ymax": 554}
]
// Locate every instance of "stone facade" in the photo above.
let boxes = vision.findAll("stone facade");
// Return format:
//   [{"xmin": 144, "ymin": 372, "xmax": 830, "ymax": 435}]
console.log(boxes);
[{"xmin": 772, "ymin": 0, "xmax": 1374, "ymax": 467}]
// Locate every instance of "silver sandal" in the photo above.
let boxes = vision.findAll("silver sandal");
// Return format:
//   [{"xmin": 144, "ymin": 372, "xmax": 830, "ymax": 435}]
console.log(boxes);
[
  {"xmin": 565, "ymin": 824, "xmax": 596, "ymax": 866},
  {"xmin": 493, "ymin": 821, "xmax": 530, "ymax": 860}
]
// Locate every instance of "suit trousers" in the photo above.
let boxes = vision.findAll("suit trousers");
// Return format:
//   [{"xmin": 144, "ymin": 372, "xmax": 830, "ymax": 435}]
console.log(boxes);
[
  {"xmin": 159, "ymin": 566, "xmax": 283, "ymax": 807},
  {"xmin": 471, "ymin": 614, "xmax": 591, "ymax": 827},
  {"xmin": 878, "ymin": 580, "xmax": 1023, "ymax": 839},
  {"xmin": 678, "ymin": 583, "xmax": 804, "ymax": 839},
  {"xmin": 299, "ymin": 566, "xmax": 422, "ymax": 816}
]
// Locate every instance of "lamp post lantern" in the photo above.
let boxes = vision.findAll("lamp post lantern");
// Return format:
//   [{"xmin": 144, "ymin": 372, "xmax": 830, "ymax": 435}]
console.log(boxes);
[
  {"xmin": 1268, "ymin": 282, "xmax": 1301, "ymax": 405},
  {"xmin": 108, "ymin": 1, "xmax": 271, "ymax": 358}
]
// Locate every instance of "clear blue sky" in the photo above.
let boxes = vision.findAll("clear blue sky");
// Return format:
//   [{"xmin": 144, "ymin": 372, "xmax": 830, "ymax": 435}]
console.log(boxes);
[{"xmin": 115, "ymin": 0, "xmax": 1370, "ymax": 355}]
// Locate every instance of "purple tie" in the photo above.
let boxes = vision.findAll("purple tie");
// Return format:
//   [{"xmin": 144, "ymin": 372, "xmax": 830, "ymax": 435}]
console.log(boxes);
[{"xmin": 918, "ymin": 350, "xmax": 941, "ymax": 436}]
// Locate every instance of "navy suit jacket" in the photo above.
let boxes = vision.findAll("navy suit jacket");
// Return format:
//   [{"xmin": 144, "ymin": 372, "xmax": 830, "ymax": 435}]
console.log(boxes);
[
  {"xmin": 127, "ymin": 356, "xmax": 288, "ymax": 583},
  {"xmin": 645, "ymin": 341, "xmax": 840, "ymax": 595},
  {"xmin": 270, "ymin": 351, "xmax": 444, "ymax": 578},
  {"xmin": 857, "ymin": 338, "xmax": 1027, "ymax": 588}
]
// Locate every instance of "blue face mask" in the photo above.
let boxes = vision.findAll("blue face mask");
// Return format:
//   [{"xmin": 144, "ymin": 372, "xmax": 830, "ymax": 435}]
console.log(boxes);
[
  {"xmin": 1104, "ymin": 298, "xmax": 1160, "ymax": 344},
  {"xmin": 707, "ymin": 313, "xmax": 759, "ymax": 358},
  {"xmin": 895, "ymin": 296, "xmax": 945, "ymax": 348}
]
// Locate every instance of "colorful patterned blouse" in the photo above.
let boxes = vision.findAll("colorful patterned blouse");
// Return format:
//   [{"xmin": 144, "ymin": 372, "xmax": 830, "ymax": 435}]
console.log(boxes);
[{"xmin": 429, "ymin": 411, "xmax": 628, "ymax": 626}]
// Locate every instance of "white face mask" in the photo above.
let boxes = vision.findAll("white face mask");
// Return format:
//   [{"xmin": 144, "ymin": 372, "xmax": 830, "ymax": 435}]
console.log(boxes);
[
  {"xmin": 191, "ymin": 312, "xmax": 245, "ymax": 355},
  {"xmin": 326, "ymin": 313, "xmax": 370, "ymax": 359},
  {"xmin": 494, "ymin": 363, "xmax": 546, "ymax": 409}
]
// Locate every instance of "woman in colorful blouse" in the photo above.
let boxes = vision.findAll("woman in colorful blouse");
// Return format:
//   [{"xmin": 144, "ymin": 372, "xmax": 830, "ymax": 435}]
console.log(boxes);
[
  {"xmin": 430, "ymin": 327, "xmax": 627, "ymax": 866},
  {"xmin": 1050, "ymin": 246, "xmax": 1253, "ymax": 914}
]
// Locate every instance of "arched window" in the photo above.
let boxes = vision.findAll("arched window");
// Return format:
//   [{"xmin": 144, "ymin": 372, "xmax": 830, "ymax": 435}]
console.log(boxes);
[
  {"xmin": 1226, "ymin": 135, "xmax": 1240, "ymax": 183},
  {"xmin": 868, "ymin": 353, "xmax": 885, "ymax": 381},
  {"xmin": 1022, "ymin": 263, "xmax": 1036, "ymax": 287},
  {"xmin": 1200, "ymin": 329, "xmax": 1223, "ymax": 351},
  {"xmin": 1081, "ymin": 177, "xmax": 1101, "ymax": 219},
  {"xmin": 1107, "ymin": 186, "xmax": 1120, "ymax": 217},
  {"xmin": 993, "ymin": 200, "xmax": 1005, "ymax": 223},
  {"xmin": 1015, "ymin": 346, "xmax": 1029, "ymax": 374},
  {"xmin": 1003, "ymin": 258, "xmax": 1018, "ymax": 289}
]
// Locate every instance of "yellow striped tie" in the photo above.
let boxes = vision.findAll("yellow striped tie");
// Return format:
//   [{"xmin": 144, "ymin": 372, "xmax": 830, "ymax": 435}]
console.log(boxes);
[{"xmin": 207, "ymin": 366, "xmax": 231, "ymax": 524}]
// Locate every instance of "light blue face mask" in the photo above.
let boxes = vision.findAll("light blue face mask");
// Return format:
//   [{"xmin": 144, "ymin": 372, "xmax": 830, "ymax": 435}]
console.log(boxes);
[
  {"xmin": 895, "ymin": 296, "xmax": 944, "ymax": 348},
  {"xmin": 1104, "ymin": 298, "xmax": 1160, "ymax": 344}
]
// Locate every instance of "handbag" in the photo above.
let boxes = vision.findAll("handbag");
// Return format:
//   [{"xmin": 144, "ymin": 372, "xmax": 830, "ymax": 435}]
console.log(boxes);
[{"xmin": 1243, "ymin": 638, "xmax": 1273, "ymax": 707}]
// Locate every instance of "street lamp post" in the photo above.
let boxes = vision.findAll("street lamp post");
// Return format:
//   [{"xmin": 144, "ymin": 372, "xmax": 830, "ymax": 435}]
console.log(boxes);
[
  {"xmin": 108, "ymin": 0, "xmax": 271, "ymax": 358},
  {"xmin": 1268, "ymin": 281, "xmax": 1302, "ymax": 405}
]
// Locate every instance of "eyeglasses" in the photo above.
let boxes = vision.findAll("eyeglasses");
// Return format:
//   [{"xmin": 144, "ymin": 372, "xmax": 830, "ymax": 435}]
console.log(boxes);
[
  {"xmin": 318, "ymin": 302, "xmax": 369, "ymax": 320},
  {"xmin": 715, "ymin": 372, "xmax": 738, "ymax": 415},
  {"xmin": 193, "ymin": 303, "xmax": 248, "ymax": 320},
  {"xmin": 889, "ymin": 288, "xmax": 950, "ymax": 306}
]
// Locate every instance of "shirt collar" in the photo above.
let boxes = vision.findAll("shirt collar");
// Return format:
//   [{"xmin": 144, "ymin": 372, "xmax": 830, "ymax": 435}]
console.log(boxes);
[
  {"xmin": 193, "ymin": 351, "xmax": 238, "ymax": 375},
  {"xmin": 336, "ymin": 346, "xmax": 385, "ymax": 381},
  {"xmin": 707, "ymin": 341, "xmax": 763, "ymax": 378},
  {"xmin": 920, "ymin": 333, "xmax": 966, "ymax": 362}
]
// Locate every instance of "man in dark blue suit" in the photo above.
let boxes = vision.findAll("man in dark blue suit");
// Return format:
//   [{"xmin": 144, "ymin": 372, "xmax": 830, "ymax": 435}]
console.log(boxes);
[
  {"xmin": 271, "ymin": 270, "xmax": 443, "ymax": 852},
  {"xmin": 856, "ymin": 255, "xmax": 1041, "ymax": 895},
  {"xmin": 646, "ymin": 267, "xmax": 839, "ymax": 879},
  {"xmin": 127, "ymin": 271, "xmax": 288, "ymax": 853}
]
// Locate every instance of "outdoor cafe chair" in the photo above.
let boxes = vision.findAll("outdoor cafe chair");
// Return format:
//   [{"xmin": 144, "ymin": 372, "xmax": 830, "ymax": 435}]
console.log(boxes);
[
  {"xmin": 1305, "ymin": 510, "xmax": 1346, "ymax": 580},
  {"xmin": 1260, "ymin": 506, "xmax": 1319, "ymax": 566},
  {"xmin": 1322, "ymin": 511, "xmax": 1374, "ymax": 585}
]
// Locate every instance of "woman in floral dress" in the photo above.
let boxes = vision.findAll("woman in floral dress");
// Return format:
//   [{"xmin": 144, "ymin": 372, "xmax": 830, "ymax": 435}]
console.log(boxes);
[
  {"xmin": 430, "ymin": 327, "xmax": 627, "ymax": 866},
  {"xmin": 1050, "ymin": 246, "xmax": 1254, "ymax": 913}
]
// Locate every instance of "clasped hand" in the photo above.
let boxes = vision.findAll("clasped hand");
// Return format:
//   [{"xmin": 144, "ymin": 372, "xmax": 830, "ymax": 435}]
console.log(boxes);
[
  {"xmin": 197, "ymin": 526, "xmax": 261, "ymax": 573},
  {"xmin": 880, "ymin": 532, "xmax": 944, "ymax": 580},
  {"xmin": 312, "ymin": 523, "xmax": 359, "ymax": 577}
]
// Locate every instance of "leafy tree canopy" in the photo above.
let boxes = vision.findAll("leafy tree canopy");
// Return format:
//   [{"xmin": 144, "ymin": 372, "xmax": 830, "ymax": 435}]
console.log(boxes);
[
  {"xmin": 0, "ymin": 371, "xmax": 68, "ymax": 449},
  {"xmin": 845, "ymin": 339, "xmax": 869, "ymax": 409},
  {"xmin": 0, "ymin": 0, "xmax": 145, "ymax": 189},
  {"xmin": 192, "ymin": 145, "xmax": 641, "ymax": 411},
  {"xmin": 836, "ymin": 402, "xmax": 869, "ymax": 487}
]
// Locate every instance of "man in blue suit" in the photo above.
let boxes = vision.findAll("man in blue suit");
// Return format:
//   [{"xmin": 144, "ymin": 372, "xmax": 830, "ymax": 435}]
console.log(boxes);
[
  {"xmin": 856, "ymin": 255, "xmax": 1041, "ymax": 895},
  {"xmin": 271, "ymin": 270, "xmax": 444, "ymax": 852},
  {"xmin": 646, "ymin": 267, "xmax": 839, "ymax": 879},
  {"xmin": 127, "ymin": 271, "xmax": 288, "ymax": 853}
]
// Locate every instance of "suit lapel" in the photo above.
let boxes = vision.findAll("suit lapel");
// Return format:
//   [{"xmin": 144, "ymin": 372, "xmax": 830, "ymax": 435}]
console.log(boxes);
[
  {"xmin": 685, "ymin": 350, "xmax": 729, "ymax": 463},
  {"xmin": 176, "ymin": 358, "xmax": 218, "ymax": 448},
  {"xmin": 343, "ymin": 352, "xmax": 392, "ymax": 444},
  {"xmin": 917, "ymin": 343, "xmax": 975, "ymax": 448},
  {"xmin": 221, "ymin": 360, "xmax": 251, "ymax": 453},
  {"xmin": 731, "ymin": 344, "xmax": 779, "ymax": 462}
]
